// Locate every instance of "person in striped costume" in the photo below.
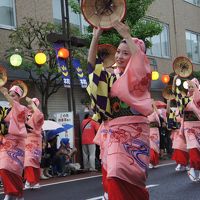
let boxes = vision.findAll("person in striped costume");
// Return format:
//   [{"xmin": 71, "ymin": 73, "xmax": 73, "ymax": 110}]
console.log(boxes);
[
  {"xmin": 87, "ymin": 20, "xmax": 152, "ymax": 200},
  {"xmin": 172, "ymin": 75, "xmax": 200, "ymax": 181},
  {"xmin": 148, "ymin": 100, "xmax": 161, "ymax": 169},
  {"xmin": 24, "ymin": 97, "xmax": 44, "ymax": 189},
  {"xmin": 0, "ymin": 85, "xmax": 28, "ymax": 200},
  {"xmin": 167, "ymin": 102, "xmax": 189, "ymax": 172}
]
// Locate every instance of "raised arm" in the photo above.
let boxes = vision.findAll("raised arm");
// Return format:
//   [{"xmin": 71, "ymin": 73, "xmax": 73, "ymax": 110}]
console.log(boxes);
[
  {"xmin": 112, "ymin": 21, "xmax": 138, "ymax": 55},
  {"xmin": 87, "ymin": 27, "xmax": 103, "ymax": 67}
]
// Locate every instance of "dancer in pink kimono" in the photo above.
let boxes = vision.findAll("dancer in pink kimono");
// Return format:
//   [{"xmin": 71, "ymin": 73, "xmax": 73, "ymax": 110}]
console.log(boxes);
[
  {"xmin": 148, "ymin": 100, "xmax": 160, "ymax": 168},
  {"xmin": 24, "ymin": 97, "xmax": 44, "ymax": 189},
  {"xmin": 0, "ymin": 85, "xmax": 28, "ymax": 200},
  {"xmin": 183, "ymin": 78, "xmax": 200, "ymax": 181},
  {"xmin": 172, "ymin": 76, "xmax": 200, "ymax": 181},
  {"xmin": 167, "ymin": 105, "xmax": 189, "ymax": 171},
  {"xmin": 87, "ymin": 21, "xmax": 152, "ymax": 200}
]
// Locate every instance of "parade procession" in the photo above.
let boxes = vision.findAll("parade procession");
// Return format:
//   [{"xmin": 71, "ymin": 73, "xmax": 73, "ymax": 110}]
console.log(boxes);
[{"xmin": 0, "ymin": 0, "xmax": 200, "ymax": 200}]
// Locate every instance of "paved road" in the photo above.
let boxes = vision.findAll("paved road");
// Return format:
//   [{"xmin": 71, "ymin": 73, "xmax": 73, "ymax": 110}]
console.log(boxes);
[
  {"xmin": 147, "ymin": 162, "xmax": 200, "ymax": 200},
  {"xmin": 0, "ymin": 162, "xmax": 200, "ymax": 200}
]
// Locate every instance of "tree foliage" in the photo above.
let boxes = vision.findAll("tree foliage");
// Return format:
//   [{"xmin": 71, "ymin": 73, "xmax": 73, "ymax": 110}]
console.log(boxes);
[
  {"xmin": 193, "ymin": 71, "xmax": 200, "ymax": 80},
  {"xmin": 8, "ymin": 18, "xmax": 65, "ymax": 119},
  {"xmin": 8, "ymin": 18, "xmax": 88, "ymax": 118}
]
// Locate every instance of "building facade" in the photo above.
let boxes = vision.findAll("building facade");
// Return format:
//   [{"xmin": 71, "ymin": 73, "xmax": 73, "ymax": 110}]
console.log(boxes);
[
  {"xmin": 147, "ymin": 0, "xmax": 200, "ymax": 98},
  {"xmin": 0, "ymin": 0, "xmax": 200, "ymax": 116}
]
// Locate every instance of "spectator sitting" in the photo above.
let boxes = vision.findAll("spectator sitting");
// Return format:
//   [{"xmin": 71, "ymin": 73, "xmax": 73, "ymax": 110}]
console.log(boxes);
[{"xmin": 55, "ymin": 138, "xmax": 78, "ymax": 176}]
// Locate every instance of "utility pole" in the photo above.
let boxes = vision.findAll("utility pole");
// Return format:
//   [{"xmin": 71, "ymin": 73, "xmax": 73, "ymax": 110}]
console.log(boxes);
[
  {"xmin": 60, "ymin": 0, "xmax": 75, "ymax": 113},
  {"xmin": 47, "ymin": 0, "xmax": 87, "ymax": 114}
]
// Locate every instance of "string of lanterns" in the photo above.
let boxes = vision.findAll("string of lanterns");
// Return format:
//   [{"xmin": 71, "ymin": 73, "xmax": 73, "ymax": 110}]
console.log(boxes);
[
  {"xmin": 152, "ymin": 70, "xmax": 189, "ymax": 89},
  {"xmin": 9, "ymin": 47, "xmax": 70, "ymax": 67},
  {"xmin": 10, "ymin": 49, "xmax": 185, "ymax": 87}
]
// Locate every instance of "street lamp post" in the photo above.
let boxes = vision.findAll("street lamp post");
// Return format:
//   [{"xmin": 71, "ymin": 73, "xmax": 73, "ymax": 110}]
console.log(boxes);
[
  {"xmin": 60, "ymin": 0, "xmax": 75, "ymax": 114},
  {"xmin": 47, "ymin": 0, "xmax": 87, "ymax": 113},
  {"xmin": 46, "ymin": 1, "xmax": 88, "ymax": 163},
  {"xmin": 47, "ymin": 0, "xmax": 88, "ymax": 162}
]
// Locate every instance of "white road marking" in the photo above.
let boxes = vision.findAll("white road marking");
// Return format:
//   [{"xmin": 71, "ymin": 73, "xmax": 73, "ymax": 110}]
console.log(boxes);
[
  {"xmin": 0, "ymin": 175, "xmax": 102, "ymax": 195},
  {"xmin": 85, "ymin": 196, "xmax": 104, "ymax": 200},
  {"xmin": 146, "ymin": 184, "xmax": 159, "ymax": 188},
  {"xmin": 39, "ymin": 174, "xmax": 102, "ymax": 187},
  {"xmin": 156, "ymin": 161, "xmax": 175, "ymax": 168}
]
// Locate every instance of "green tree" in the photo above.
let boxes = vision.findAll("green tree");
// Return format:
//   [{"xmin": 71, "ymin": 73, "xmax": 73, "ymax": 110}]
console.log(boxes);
[
  {"xmin": 8, "ymin": 18, "xmax": 86, "ymax": 119},
  {"xmin": 193, "ymin": 71, "xmax": 200, "ymax": 80}
]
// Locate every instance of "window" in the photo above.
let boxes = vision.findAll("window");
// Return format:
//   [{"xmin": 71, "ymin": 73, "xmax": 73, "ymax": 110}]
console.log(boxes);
[
  {"xmin": 147, "ymin": 23, "xmax": 170, "ymax": 58},
  {"xmin": 184, "ymin": 0, "xmax": 200, "ymax": 7},
  {"xmin": 52, "ymin": 0, "xmax": 88, "ymax": 34},
  {"xmin": 0, "ymin": 0, "xmax": 16, "ymax": 28},
  {"xmin": 186, "ymin": 31, "xmax": 200, "ymax": 63}
]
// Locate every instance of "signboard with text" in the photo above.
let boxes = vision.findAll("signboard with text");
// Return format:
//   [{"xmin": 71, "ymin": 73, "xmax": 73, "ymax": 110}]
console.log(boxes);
[{"xmin": 54, "ymin": 112, "xmax": 74, "ymax": 148}]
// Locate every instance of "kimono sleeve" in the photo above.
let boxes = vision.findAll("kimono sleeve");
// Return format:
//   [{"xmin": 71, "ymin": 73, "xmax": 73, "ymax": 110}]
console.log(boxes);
[
  {"xmin": 193, "ymin": 88, "xmax": 200, "ymax": 109},
  {"xmin": 32, "ymin": 108, "xmax": 44, "ymax": 130}
]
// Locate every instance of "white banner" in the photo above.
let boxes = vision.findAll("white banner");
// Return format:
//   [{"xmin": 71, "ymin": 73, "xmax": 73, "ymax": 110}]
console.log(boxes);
[{"xmin": 54, "ymin": 112, "xmax": 74, "ymax": 148}]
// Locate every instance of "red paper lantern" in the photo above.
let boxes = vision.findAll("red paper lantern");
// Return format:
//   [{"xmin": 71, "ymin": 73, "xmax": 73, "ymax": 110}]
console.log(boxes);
[
  {"xmin": 161, "ymin": 74, "xmax": 170, "ymax": 84},
  {"xmin": 58, "ymin": 48, "xmax": 69, "ymax": 59}
]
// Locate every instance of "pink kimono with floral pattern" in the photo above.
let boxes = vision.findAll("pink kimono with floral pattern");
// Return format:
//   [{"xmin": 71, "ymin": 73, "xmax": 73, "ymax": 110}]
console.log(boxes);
[
  {"xmin": 0, "ymin": 101, "xmax": 28, "ymax": 176},
  {"xmin": 94, "ymin": 116, "xmax": 150, "ymax": 188},
  {"xmin": 184, "ymin": 88, "xmax": 200, "ymax": 150},
  {"xmin": 171, "ymin": 117, "xmax": 188, "ymax": 152},
  {"xmin": 94, "ymin": 47, "xmax": 152, "ymax": 189},
  {"xmin": 24, "ymin": 108, "xmax": 44, "ymax": 168}
]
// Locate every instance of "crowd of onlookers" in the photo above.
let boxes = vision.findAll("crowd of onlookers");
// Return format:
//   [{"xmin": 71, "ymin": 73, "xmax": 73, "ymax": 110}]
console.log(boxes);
[{"xmin": 40, "ymin": 131, "xmax": 79, "ymax": 179}]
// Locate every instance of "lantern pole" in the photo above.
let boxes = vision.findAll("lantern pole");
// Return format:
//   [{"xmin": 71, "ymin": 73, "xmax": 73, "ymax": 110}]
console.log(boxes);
[{"xmin": 60, "ymin": 0, "xmax": 76, "ymax": 115}]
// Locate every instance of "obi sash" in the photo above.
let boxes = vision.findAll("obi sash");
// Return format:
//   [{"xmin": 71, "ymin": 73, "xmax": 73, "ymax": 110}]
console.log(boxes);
[
  {"xmin": 150, "ymin": 122, "xmax": 159, "ymax": 128},
  {"xmin": 184, "ymin": 111, "xmax": 199, "ymax": 121},
  {"xmin": 110, "ymin": 96, "xmax": 142, "ymax": 119}
]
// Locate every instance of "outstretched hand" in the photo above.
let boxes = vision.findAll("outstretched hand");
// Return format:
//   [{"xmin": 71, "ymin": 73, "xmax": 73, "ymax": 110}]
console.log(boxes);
[{"xmin": 112, "ymin": 20, "xmax": 131, "ymax": 39}]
